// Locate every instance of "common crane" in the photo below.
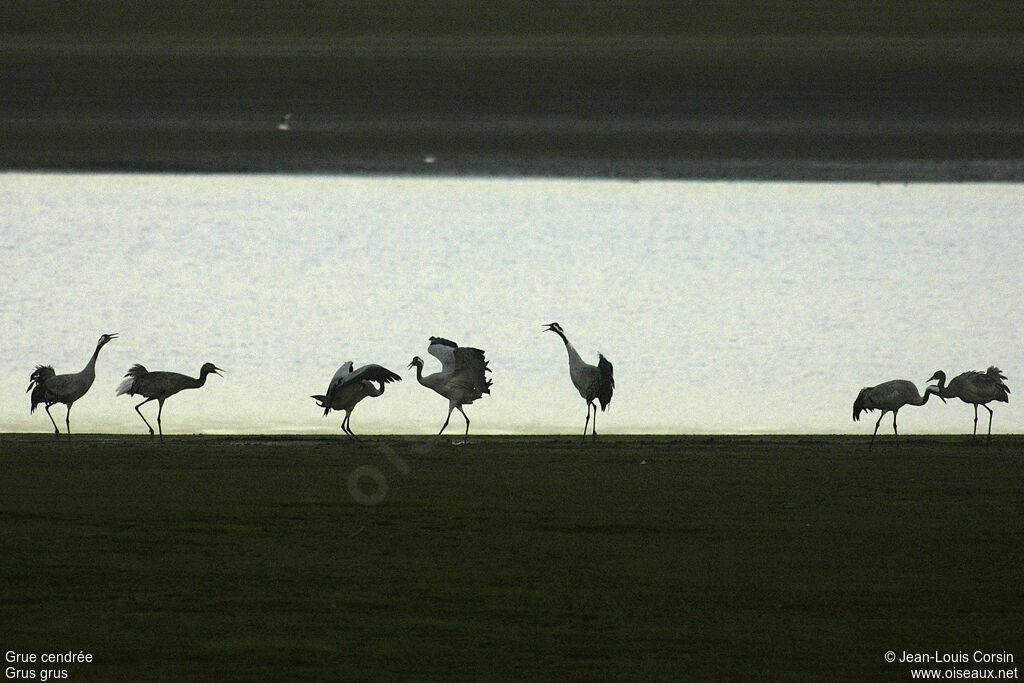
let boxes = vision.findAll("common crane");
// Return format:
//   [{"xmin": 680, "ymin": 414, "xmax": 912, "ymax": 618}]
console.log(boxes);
[
  {"xmin": 852, "ymin": 378, "xmax": 944, "ymax": 447},
  {"xmin": 28, "ymin": 333, "xmax": 118, "ymax": 435},
  {"xmin": 408, "ymin": 336, "xmax": 491, "ymax": 441},
  {"xmin": 543, "ymin": 322, "xmax": 614, "ymax": 442},
  {"xmin": 116, "ymin": 362, "xmax": 223, "ymax": 438},
  {"xmin": 928, "ymin": 367, "xmax": 1010, "ymax": 443},
  {"xmin": 311, "ymin": 362, "xmax": 402, "ymax": 441}
]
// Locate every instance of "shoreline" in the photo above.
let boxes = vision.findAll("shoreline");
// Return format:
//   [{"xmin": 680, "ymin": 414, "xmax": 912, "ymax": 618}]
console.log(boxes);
[
  {"xmin": 3, "ymin": 433, "xmax": 1021, "ymax": 441},
  {"xmin": 6, "ymin": 154, "xmax": 1024, "ymax": 183}
]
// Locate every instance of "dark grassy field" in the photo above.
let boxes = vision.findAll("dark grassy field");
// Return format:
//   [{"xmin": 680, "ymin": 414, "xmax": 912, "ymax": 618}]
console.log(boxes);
[
  {"xmin": 1, "ymin": 434, "xmax": 1021, "ymax": 680},
  {"xmin": 3, "ymin": 1, "xmax": 1024, "ymax": 179}
]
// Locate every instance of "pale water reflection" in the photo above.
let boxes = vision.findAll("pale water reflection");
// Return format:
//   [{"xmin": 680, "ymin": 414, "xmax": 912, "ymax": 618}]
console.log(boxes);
[{"xmin": 1, "ymin": 173, "xmax": 1020, "ymax": 435}]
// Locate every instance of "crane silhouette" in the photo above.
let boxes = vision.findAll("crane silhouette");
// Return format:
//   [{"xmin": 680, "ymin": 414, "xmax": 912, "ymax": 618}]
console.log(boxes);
[
  {"xmin": 543, "ymin": 322, "xmax": 614, "ymax": 442},
  {"xmin": 928, "ymin": 367, "xmax": 1010, "ymax": 443},
  {"xmin": 116, "ymin": 362, "xmax": 223, "ymax": 438},
  {"xmin": 311, "ymin": 362, "xmax": 402, "ymax": 441},
  {"xmin": 28, "ymin": 333, "xmax": 118, "ymax": 435},
  {"xmin": 408, "ymin": 336, "xmax": 492, "ymax": 442},
  {"xmin": 853, "ymin": 378, "xmax": 944, "ymax": 447}
]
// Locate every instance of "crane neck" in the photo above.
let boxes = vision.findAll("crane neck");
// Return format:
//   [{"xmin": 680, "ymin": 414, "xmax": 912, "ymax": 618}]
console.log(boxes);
[
  {"xmin": 927, "ymin": 374, "xmax": 955, "ymax": 399},
  {"xmin": 918, "ymin": 386, "xmax": 940, "ymax": 406},
  {"xmin": 413, "ymin": 363, "xmax": 426, "ymax": 385},
  {"xmin": 81, "ymin": 342, "xmax": 105, "ymax": 377},
  {"xmin": 364, "ymin": 380, "xmax": 386, "ymax": 398},
  {"xmin": 550, "ymin": 328, "xmax": 583, "ymax": 364},
  {"xmin": 563, "ymin": 340, "xmax": 584, "ymax": 367}
]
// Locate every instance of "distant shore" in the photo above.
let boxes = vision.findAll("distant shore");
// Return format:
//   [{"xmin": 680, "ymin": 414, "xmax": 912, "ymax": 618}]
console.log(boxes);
[{"xmin": 4, "ymin": 30, "xmax": 1024, "ymax": 181}]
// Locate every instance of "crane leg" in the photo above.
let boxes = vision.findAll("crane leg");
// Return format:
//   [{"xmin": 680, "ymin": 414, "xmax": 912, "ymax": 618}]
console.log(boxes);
[
  {"xmin": 984, "ymin": 405, "xmax": 994, "ymax": 444},
  {"xmin": 65, "ymin": 404, "xmax": 72, "ymax": 435},
  {"xmin": 892, "ymin": 409, "xmax": 899, "ymax": 448},
  {"xmin": 156, "ymin": 399, "xmax": 165, "ymax": 440},
  {"xmin": 972, "ymin": 404, "xmax": 979, "ymax": 441},
  {"xmin": 582, "ymin": 403, "xmax": 592, "ymax": 443},
  {"xmin": 591, "ymin": 402, "xmax": 598, "ymax": 439},
  {"xmin": 457, "ymin": 405, "xmax": 470, "ymax": 441},
  {"xmin": 44, "ymin": 404, "xmax": 60, "ymax": 435},
  {"xmin": 134, "ymin": 398, "xmax": 156, "ymax": 436},
  {"xmin": 436, "ymin": 405, "xmax": 455, "ymax": 441},
  {"xmin": 342, "ymin": 413, "xmax": 362, "ymax": 443},
  {"xmin": 870, "ymin": 412, "xmax": 885, "ymax": 448}
]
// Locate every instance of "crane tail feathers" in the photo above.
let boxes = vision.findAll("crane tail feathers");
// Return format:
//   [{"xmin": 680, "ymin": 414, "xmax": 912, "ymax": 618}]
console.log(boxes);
[
  {"xmin": 115, "ymin": 377, "xmax": 136, "ymax": 396},
  {"xmin": 27, "ymin": 365, "xmax": 55, "ymax": 392},
  {"xmin": 115, "ymin": 365, "xmax": 148, "ymax": 396},
  {"xmin": 852, "ymin": 387, "xmax": 871, "ymax": 421},
  {"xmin": 124, "ymin": 364, "xmax": 149, "ymax": 378},
  {"xmin": 311, "ymin": 395, "xmax": 331, "ymax": 416},
  {"xmin": 29, "ymin": 385, "xmax": 47, "ymax": 413},
  {"xmin": 27, "ymin": 365, "xmax": 56, "ymax": 411},
  {"xmin": 986, "ymin": 366, "xmax": 1010, "ymax": 399},
  {"xmin": 597, "ymin": 354, "xmax": 614, "ymax": 410}
]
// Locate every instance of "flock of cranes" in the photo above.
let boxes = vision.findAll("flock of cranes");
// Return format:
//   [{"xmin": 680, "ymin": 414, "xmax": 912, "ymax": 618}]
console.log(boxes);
[
  {"xmin": 25, "ymin": 324, "xmax": 616, "ymax": 442},
  {"xmin": 853, "ymin": 367, "xmax": 1010, "ymax": 446},
  {"xmin": 25, "ymin": 329, "xmax": 1012, "ymax": 445}
]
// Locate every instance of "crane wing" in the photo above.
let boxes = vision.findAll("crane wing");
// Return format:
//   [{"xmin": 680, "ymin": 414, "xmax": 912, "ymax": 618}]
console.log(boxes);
[
  {"xmin": 326, "ymin": 361, "xmax": 355, "ymax": 395},
  {"xmin": 346, "ymin": 363, "xmax": 402, "ymax": 386},
  {"xmin": 455, "ymin": 346, "xmax": 490, "ymax": 378},
  {"xmin": 325, "ymin": 362, "xmax": 400, "ymax": 406},
  {"xmin": 949, "ymin": 369, "xmax": 1010, "ymax": 401},
  {"xmin": 427, "ymin": 337, "xmax": 459, "ymax": 372},
  {"xmin": 426, "ymin": 337, "xmax": 491, "ymax": 398},
  {"xmin": 452, "ymin": 346, "xmax": 492, "ymax": 397},
  {"xmin": 596, "ymin": 354, "xmax": 614, "ymax": 409},
  {"xmin": 983, "ymin": 366, "xmax": 1010, "ymax": 394}
]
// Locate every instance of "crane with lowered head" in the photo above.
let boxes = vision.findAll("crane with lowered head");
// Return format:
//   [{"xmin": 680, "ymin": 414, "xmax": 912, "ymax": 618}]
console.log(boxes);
[{"xmin": 311, "ymin": 361, "xmax": 402, "ymax": 441}]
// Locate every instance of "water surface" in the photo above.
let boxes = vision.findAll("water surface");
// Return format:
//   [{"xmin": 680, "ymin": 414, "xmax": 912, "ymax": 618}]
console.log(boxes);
[{"xmin": 2, "ymin": 174, "xmax": 1020, "ymax": 435}]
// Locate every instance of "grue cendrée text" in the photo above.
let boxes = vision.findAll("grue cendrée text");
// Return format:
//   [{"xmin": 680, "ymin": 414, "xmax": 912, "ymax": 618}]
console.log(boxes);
[
  {"xmin": 852, "ymin": 377, "xmax": 944, "ymax": 447},
  {"xmin": 116, "ymin": 362, "xmax": 223, "ymax": 438},
  {"xmin": 543, "ymin": 322, "xmax": 614, "ymax": 442},
  {"xmin": 408, "ymin": 336, "xmax": 491, "ymax": 442},
  {"xmin": 28, "ymin": 333, "xmax": 118, "ymax": 435},
  {"xmin": 311, "ymin": 362, "xmax": 402, "ymax": 441},
  {"xmin": 928, "ymin": 367, "xmax": 1010, "ymax": 443}
]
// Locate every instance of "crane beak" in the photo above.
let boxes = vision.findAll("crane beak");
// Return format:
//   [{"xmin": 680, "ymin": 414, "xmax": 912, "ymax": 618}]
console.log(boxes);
[
  {"xmin": 213, "ymin": 366, "xmax": 225, "ymax": 376},
  {"xmin": 107, "ymin": 333, "xmax": 119, "ymax": 340}
]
